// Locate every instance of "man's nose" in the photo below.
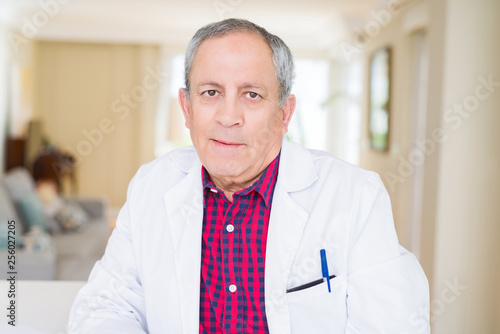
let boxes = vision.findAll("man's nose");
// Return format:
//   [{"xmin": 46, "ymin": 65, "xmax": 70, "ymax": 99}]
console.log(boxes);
[{"xmin": 215, "ymin": 93, "xmax": 243, "ymax": 127}]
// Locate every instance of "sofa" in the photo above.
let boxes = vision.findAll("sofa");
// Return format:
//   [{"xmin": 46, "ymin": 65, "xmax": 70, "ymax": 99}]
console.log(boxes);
[{"xmin": 0, "ymin": 167, "xmax": 110, "ymax": 280}]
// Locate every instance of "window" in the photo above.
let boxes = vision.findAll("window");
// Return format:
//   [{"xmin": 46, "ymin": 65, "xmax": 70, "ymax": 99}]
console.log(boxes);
[{"xmin": 288, "ymin": 59, "xmax": 330, "ymax": 151}]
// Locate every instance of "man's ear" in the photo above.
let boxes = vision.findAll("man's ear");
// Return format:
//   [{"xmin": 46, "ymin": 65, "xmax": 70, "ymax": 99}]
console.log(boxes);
[
  {"xmin": 281, "ymin": 94, "xmax": 296, "ymax": 134},
  {"xmin": 178, "ymin": 88, "xmax": 191, "ymax": 129}
]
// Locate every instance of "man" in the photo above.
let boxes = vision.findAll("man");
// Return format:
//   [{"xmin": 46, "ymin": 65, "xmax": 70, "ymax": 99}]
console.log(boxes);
[{"xmin": 69, "ymin": 19, "xmax": 429, "ymax": 333}]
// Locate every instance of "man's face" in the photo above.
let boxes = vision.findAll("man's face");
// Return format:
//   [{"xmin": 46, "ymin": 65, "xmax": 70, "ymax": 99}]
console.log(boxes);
[{"xmin": 179, "ymin": 32, "xmax": 295, "ymax": 188}]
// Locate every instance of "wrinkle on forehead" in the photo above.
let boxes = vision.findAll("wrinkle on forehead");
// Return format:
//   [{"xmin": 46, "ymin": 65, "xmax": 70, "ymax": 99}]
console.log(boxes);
[{"xmin": 190, "ymin": 32, "xmax": 278, "ymax": 99}]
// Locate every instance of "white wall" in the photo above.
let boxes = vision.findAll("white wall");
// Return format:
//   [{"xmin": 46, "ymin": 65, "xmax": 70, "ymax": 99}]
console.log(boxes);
[
  {"xmin": 358, "ymin": 0, "xmax": 429, "ymax": 256},
  {"xmin": 33, "ymin": 41, "xmax": 161, "ymax": 207},
  {"xmin": 431, "ymin": 0, "xmax": 500, "ymax": 332},
  {"xmin": 358, "ymin": 0, "xmax": 500, "ymax": 331}
]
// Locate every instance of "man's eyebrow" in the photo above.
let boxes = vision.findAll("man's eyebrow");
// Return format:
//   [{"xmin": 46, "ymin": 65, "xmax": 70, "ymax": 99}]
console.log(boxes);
[
  {"xmin": 197, "ymin": 82, "xmax": 267, "ymax": 93},
  {"xmin": 198, "ymin": 82, "xmax": 224, "ymax": 89},
  {"xmin": 240, "ymin": 82, "xmax": 267, "ymax": 92}
]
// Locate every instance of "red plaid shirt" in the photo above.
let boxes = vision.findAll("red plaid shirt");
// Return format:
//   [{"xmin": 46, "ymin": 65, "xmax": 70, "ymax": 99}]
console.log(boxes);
[{"xmin": 199, "ymin": 154, "xmax": 280, "ymax": 334}]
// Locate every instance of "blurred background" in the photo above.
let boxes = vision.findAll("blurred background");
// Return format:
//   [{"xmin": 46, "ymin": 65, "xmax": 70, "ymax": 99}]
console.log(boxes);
[{"xmin": 0, "ymin": 0, "xmax": 498, "ymax": 333}]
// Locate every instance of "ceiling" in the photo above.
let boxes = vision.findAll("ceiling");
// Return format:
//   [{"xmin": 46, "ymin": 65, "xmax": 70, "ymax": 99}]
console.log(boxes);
[{"xmin": 1, "ymin": 0, "xmax": 390, "ymax": 52}]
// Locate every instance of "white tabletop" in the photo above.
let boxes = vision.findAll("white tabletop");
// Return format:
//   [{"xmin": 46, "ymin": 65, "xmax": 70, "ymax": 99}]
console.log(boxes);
[
  {"xmin": 0, "ymin": 280, "xmax": 86, "ymax": 334},
  {"xmin": 0, "ymin": 324, "xmax": 45, "ymax": 334}
]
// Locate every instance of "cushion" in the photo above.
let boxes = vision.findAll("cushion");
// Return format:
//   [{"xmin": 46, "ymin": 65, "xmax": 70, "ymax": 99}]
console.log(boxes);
[
  {"xmin": 45, "ymin": 215, "xmax": 63, "ymax": 235},
  {"xmin": 0, "ymin": 222, "xmax": 10, "ymax": 249},
  {"xmin": 17, "ymin": 193, "xmax": 49, "ymax": 232},
  {"xmin": 54, "ymin": 200, "xmax": 89, "ymax": 232},
  {"xmin": 36, "ymin": 181, "xmax": 64, "ymax": 234},
  {"xmin": 0, "ymin": 183, "xmax": 23, "ymax": 249},
  {"xmin": 3, "ymin": 167, "xmax": 36, "ymax": 201},
  {"xmin": 3, "ymin": 167, "xmax": 37, "ymax": 231},
  {"xmin": 22, "ymin": 226, "xmax": 53, "ymax": 252},
  {"xmin": 0, "ymin": 183, "xmax": 21, "ymax": 223}
]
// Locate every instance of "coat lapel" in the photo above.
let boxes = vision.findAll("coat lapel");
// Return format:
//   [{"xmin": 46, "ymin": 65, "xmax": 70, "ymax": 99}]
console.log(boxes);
[
  {"xmin": 161, "ymin": 140, "xmax": 317, "ymax": 333},
  {"xmin": 163, "ymin": 160, "xmax": 203, "ymax": 334},
  {"xmin": 265, "ymin": 140, "xmax": 317, "ymax": 333}
]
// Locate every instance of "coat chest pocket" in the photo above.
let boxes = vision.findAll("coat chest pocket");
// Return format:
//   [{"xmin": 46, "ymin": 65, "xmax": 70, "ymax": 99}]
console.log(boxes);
[{"xmin": 286, "ymin": 275, "xmax": 347, "ymax": 333}]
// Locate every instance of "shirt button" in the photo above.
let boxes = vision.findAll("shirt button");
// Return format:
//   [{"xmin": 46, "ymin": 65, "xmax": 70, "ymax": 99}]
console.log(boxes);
[
  {"xmin": 226, "ymin": 224, "xmax": 234, "ymax": 233},
  {"xmin": 229, "ymin": 284, "xmax": 237, "ymax": 293}
]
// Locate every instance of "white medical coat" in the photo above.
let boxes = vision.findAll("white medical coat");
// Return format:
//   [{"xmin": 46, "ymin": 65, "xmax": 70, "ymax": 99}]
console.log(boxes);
[{"xmin": 69, "ymin": 140, "xmax": 430, "ymax": 333}]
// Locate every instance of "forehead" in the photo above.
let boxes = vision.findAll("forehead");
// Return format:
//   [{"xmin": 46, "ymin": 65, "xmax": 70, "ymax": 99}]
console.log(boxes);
[
  {"xmin": 190, "ymin": 32, "xmax": 275, "ymax": 81},
  {"xmin": 197, "ymin": 31, "xmax": 272, "ymax": 58}
]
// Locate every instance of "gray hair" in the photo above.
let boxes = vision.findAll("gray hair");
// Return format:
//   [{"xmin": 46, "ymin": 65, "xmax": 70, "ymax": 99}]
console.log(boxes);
[{"xmin": 184, "ymin": 18, "xmax": 295, "ymax": 107}]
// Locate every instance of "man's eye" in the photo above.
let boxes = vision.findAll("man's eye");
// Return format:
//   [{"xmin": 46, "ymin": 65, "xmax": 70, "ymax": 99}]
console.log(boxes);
[
  {"xmin": 203, "ymin": 90, "xmax": 218, "ymax": 97},
  {"xmin": 246, "ymin": 92, "xmax": 260, "ymax": 99}
]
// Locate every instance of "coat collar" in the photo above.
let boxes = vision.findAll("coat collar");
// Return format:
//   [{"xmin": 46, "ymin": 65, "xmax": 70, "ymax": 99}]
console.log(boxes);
[
  {"xmin": 278, "ymin": 139, "xmax": 318, "ymax": 192},
  {"xmin": 173, "ymin": 139, "xmax": 318, "ymax": 192},
  {"xmin": 163, "ymin": 138, "xmax": 317, "ymax": 333},
  {"xmin": 263, "ymin": 139, "xmax": 317, "ymax": 333}
]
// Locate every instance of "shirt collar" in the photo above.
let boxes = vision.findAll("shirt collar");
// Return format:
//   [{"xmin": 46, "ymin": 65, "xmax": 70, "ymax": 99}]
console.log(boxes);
[{"xmin": 201, "ymin": 152, "xmax": 281, "ymax": 209}]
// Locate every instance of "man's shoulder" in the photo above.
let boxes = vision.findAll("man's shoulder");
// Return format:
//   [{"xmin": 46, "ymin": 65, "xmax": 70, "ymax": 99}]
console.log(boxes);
[
  {"xmin": 280, "ymin": 141, "xmax": 381, "ymax": 199},
  {"xmin": 134, "ymin": 146, "xmax": 199, "ymax": 181},
  {"xmin": 291, "ymin": 142, "xmax": 375, "ymax": 182}
]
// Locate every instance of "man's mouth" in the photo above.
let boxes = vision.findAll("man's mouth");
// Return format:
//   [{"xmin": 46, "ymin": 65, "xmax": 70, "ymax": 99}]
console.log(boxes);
[{"xmin": 211, "ymin": 139, "xmax": 243, "ymax": 147}]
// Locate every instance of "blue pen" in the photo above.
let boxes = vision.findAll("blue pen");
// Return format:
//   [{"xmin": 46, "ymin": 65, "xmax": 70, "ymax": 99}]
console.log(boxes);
[{"xmin": 320, "ymin": 249, "xmax": 331, "ymax": 293}]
